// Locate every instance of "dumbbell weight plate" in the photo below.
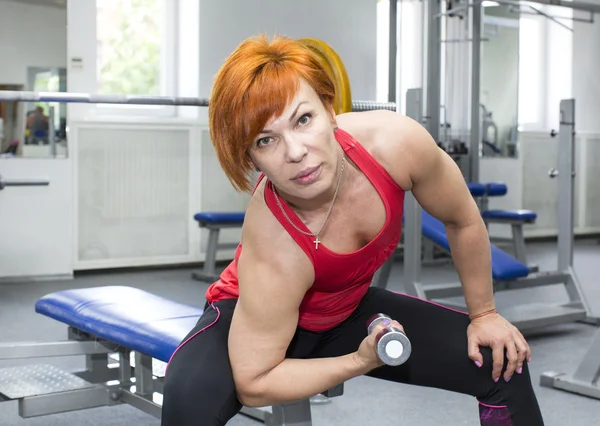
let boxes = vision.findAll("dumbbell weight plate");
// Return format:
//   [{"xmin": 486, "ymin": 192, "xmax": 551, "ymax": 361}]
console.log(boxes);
[{"xmin": 375, "ymin": 326, "xmax": 412, "ymax": 366}]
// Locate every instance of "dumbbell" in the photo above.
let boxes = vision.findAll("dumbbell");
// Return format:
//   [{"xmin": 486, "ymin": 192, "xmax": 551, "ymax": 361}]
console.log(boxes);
[{"xmin": 366, "ymin": 313, "xmax": 412, "ymax": 366}]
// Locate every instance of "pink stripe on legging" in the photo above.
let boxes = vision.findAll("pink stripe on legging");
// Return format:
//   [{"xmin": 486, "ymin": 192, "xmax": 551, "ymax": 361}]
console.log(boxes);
[
  {"xmin": 392, "ymin": 291, "xmax": 468, "ymax": 316},
  {"xmin": 478, "ymin": 400, "xmax": 508, "ymax": 409},
  {"xmin": 165, "ymin": 303, "xmax": 221, "ymax": 373}
]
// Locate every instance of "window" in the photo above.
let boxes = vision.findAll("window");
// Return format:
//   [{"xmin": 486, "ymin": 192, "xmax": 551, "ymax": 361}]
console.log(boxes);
[
  {"xmin": 518, "ymin": 5, "xmax": 573, "ymax": 131},
  {"xmin": 518, "ymin": 16, "xmax": 544, "ymax": 128},
  {"xmin": 96, "ymin": 0, "xmax": 177, "ymax": 117}
]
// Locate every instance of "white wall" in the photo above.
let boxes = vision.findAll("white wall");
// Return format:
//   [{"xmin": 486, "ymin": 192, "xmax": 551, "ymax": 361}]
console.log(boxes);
[
  {"xmin": 198, "ymin": 0, "xmax": 377, "ymax": 115},
  {"xmin": 65, "ymin": 0, "xmax": 380, "ymax": 272},
  {"xmin": 0, "ymin": 158, "xmax": 72, "ymax": 280},
  {"xmin": 0, "ymin": 1, "xmax": 67, "ymax": 85},
  {"xmin": 573, "ymin": 7, "xmax": 600, "ymax": 133}
]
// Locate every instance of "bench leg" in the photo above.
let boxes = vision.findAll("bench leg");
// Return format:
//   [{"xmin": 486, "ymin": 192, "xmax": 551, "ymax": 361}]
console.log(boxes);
[
  {"xmin": 192, "ymin": 228, "xmax": 221, "ymax": 282},
  {"xmin": 269, "ymin": 399, "xmax": 313, "ymax": 426},
  {"xmin": 511, "ymin": 223, "xmax": 527, "ymax": 264}
]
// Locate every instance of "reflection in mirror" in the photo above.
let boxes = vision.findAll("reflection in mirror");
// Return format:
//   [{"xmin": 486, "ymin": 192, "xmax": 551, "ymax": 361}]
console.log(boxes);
[
  {"xmin": 0, "ymin": 0, "xmax": 67, "ymax": 159},
  {"xmin": 481, "ymin": 4, "xmax": 520, "ymax": 157}
]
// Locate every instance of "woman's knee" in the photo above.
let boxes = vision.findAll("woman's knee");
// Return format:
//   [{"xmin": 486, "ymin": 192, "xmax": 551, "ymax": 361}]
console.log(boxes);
[{"xmin": 477, "ymin": 349, "xmax": 535, "ymax": 405}]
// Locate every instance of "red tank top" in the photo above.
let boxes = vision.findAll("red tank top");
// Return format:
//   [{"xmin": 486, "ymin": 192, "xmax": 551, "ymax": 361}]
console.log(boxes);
[{"xmin": 205, "ymin": 128, "xmax": 405, "ymax": 331}]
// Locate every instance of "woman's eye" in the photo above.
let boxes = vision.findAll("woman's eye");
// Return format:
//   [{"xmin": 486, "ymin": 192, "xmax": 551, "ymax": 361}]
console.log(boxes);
[
  {"xmin": 256, "ymin": 137, "xmax": 271, "ymax": 146},
  {"xmin": 298, "ymin": 113, "xmax": 311, "ymax": 126}
]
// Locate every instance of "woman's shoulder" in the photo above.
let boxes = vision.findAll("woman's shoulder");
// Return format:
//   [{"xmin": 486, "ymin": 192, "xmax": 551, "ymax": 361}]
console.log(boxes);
[{"xmin": 336, "ymin": 110, "xmax": 417, "ymax": 190}]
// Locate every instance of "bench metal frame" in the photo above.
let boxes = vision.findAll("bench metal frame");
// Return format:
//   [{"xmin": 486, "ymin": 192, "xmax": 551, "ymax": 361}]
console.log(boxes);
[
  {"xmin": 540, "ymin": 325, "xmax": 600, "ymax": 400},
  {"xmin": 192, "ymin": 221, "xmax": 242, "ymax": 283},
  {"xmin": 376, "ymin": 91, "xmax": 597, "ymax": 332},
  {"xmin": 482, "ymin": 216, "xmax": 536, "ymax": 268},
  {"xmin": 0, "ymin": 326, "xmax": 343, "ymax": 425}
]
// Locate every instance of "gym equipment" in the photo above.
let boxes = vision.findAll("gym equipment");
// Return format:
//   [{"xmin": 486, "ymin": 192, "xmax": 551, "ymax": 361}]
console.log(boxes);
[
  {"xmin": 299, "ymin": 38, "xmax": 353, "ymax": 114},
  {"xmin": 538, "ymin": 99, "xmax": 600, "ymax": 400},
  {"xmin": 0, "ymin": 174, "xmax": 50, "ymax": 190},
  {"xmin": 540, "ymin": 326, "xmax": 600, "ymax": 400},
  {"xmin": 367, "ymin": 313, "xmax": 412, "ymax": 366},
  {"xmin": 0, "ymin": 286, "xmax": 344, "ymax": 425},
  {"xmin": 0, "ymin": 89, "xmax": 394, "ymax": 115},
  {"xmin": 191, "ymin": 212, "xmax": 245, "ymax": 283},
  {"xmin": 399, "ymin": 90, "xmax": 596, "ymax": 331}
]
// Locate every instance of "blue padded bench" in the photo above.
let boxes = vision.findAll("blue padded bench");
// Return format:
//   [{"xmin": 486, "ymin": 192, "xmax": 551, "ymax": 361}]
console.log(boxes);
[
  {"xmin": 35, "ymin": 286, "xmax": 202, "ymax": 364},
  {"xmin": 192, "ymin": 212, "xmax": 245, "ymax": 283},
  {"xmin": 467, "ymin": 182, "xmax": 486, "ymax": 197},
  {"xmin": 421, "ymin": 210, "xmax": 530, "ymax": 281},
  {"xmin": 31, "ymin": 286, "xmax": 342, "ymax": 425},
  {"xmin": 482, "ymin": 209, "xmax": 537, "ymax": 267}
]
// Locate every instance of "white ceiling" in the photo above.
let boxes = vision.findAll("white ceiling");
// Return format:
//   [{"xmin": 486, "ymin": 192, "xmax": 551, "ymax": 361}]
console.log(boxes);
[{"xmin": 0, "ymin": 0, "xmax": 66, "ymax": 9}]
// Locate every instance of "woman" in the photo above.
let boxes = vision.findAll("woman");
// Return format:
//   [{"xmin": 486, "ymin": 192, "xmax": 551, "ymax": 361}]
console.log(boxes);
[{"xmin": 162, "ymin": 34, "xmax": 544, "ymax": 426}]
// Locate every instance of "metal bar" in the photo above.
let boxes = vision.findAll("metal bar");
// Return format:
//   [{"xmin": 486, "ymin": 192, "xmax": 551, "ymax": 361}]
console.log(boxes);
[
  {"xmin": 0, "ymin": 341, "xmax": 111, "ymax": 359},
  {"xmin": 0, "ymin": 175, "xmax": 50, "ymax": 190},
  {"xmin": 18, "ymin": 387, "xmax": 112, "ymax": 418},
  {"xmin": 527, "ymin": 5, "xmax": 574, "ymax": 31},
  {"xmin": 0, "ymin": 90, "xmax": 395, "ymax": 112},
  {"xmin": 403, "ymin": 88, "xmax": 426, "ymax": 299},
  {"xmin": 351, "ymin": 100, "xmax": 397, "ymax": 111},
  {"xmin": 470, "ymin": 1, "xmax": 482, "ymax": 182},
  {"xmin": 134, "ymin": 353, "xmax": 155, "ymax": 397},
  {"xmin": 510, "ymin": 7, "xmax": 595, "ymax": 23},
  {"xmin": 572, "ymin": 325, "xmax": 600, "ymax": 383},
  {"xmin": 118, "ymin": 389, "xmax": 162, "ymax": 419},
  {"xmin": 520, "ymin": 0, "xmax": 600, "ymax": 13},
  {"xmin": 426, "ymin": 0, "xmax": 441, "ymax": 142},
  {"xmin": 0, "ymin": 90, "xmax": 209, "ymax": 106},
  {"xmin": 388, "ymin": 0, "xmax": 398, "ymax": 103},
  {"xmin": 557, "ymin": 99, "xmax": 575, "ymax": 272},
  {"xmin": 49, "ymin": 105, "xmax": 57, "ymax": 157},
  {"xmin": 437, "ymin": 0, "xmax": 600, "ymax": 16}
]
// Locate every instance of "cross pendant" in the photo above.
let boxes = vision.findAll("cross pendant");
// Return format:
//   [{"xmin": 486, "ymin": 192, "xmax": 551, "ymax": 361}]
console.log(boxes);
[{"xmin": 314, "ymin": 237, "xmax": 320, "ymax": 250}]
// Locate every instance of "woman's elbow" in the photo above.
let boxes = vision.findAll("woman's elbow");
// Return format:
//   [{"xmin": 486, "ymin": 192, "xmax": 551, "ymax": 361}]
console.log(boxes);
[{"xmin": 235, "ymin": 381, "xmax": 266, "ymax": 407}]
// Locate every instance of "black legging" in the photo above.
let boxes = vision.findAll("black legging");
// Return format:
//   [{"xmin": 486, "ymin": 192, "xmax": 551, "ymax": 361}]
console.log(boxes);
[{"xmin": 161, "ymin": 287, "xmax": 544, "ymax": 426}]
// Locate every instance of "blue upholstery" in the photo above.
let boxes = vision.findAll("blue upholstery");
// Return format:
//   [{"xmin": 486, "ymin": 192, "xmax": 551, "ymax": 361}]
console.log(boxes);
[
  {"xmin": 194, "ymin": 212, "xmax": 245, "ymax": 224},
  {"xmin": 482, "ymin": 209, "xmax": 537, "ymax": 222},
  {"xmin": 467, "ymin": 182, "xmax": 486, "ymax": 197},
  {"xmin": 485, "ymin": 183, "xmax": 508, "ymax": 196},
  {"xmin": 35, "ymin": 286, "xmax": 203, "ymax": 363},
  {"xmin": 420, "ymin": 210, "xmax": 530, "ymax": 281}
]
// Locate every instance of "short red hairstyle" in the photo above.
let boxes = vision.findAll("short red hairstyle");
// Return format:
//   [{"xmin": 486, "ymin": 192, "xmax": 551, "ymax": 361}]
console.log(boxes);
[{"xmin": 209, "ymin": 34, "xmax": 336, "ymax": 192}]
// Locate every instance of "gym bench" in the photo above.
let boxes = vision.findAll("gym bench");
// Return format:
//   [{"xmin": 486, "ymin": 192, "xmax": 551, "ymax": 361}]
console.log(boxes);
[
  {"xmin": 541, "ymin": 324, "xmax": 600, "ymax": 400},
  {"xmin": 0, "ymin": 286, "xmax": 343, "ymax": 425},
  {"xmin": 191, "ymin": 212, "xmax": 245, "ymax": 283},
  {"xmin": 413, "ymin": 210, "xmax": 588, "ymax": 330},
  {"xmin": 471, "ymin": 182, "xmax": 538, "ymax": 269}
]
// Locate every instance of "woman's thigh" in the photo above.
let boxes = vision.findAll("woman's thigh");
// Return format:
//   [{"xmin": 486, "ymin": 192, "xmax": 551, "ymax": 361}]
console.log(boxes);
[
  {"xmin": 161, "ymin": 299, "xmax": 242, "ymax": 426},
  {"xmin": 311, "ymin": 287, "xmax": 495, "ymax": 397}
]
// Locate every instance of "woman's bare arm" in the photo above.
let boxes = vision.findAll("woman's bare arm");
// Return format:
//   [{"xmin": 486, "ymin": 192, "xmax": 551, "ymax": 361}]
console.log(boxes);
[{"xmin": 228, "ymin": 195, "xmax": 371, "ymax": 407}]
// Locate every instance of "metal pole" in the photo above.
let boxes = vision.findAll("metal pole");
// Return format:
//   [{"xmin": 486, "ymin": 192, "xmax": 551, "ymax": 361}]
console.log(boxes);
[
  {"xmin": 557, "ymin": 99, "xmax": 575, "ymax": 271},
  {"xmin": 0, "ymin": 90, "xmax": 396, "ymax": 113},
  {"xmin": 49, "ymin": 106, "xmax": 57, "ymax": 158},
  {"xmin": 403, "ymin": 88, "xmax": 426, "ymax": 298},
  {"xmin": 0, "ymin": 175, "xmax": 50, "ymax": 190},
  {"xmin": 469, "ymin": 1, "xmax": 482, "ymax": 182},
  {"xmin": 426, "ymin": 0, "xmax": 442, "ymax": 142},
  {"xmin": 388, "ymin": 0, "xmax": 398, "ymax": 103}
]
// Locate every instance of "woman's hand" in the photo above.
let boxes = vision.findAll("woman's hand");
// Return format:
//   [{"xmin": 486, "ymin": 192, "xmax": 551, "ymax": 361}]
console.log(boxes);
[{"xmin": 467, "ymin": 312, "xmax": 531, "ymax": 382}]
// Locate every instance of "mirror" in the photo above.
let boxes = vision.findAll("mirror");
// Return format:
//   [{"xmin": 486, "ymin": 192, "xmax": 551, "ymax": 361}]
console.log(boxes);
[
  {"xmin": 0, "ymin": 0, "xmax": 67, "ymax": 159},
  {"xmin": 481, "ymin": 4, "xmax": 520, "ymax": 157}
]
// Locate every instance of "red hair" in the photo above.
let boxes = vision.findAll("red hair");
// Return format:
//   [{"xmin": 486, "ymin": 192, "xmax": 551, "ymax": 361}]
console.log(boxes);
[{"xmin": 209, "ymin": 34, "xmax": 336, "ymax": 192}]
